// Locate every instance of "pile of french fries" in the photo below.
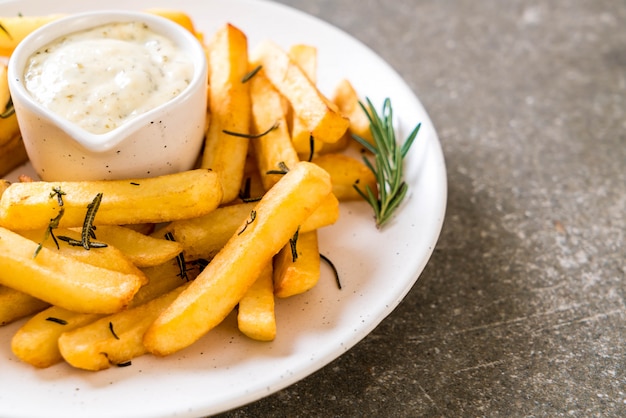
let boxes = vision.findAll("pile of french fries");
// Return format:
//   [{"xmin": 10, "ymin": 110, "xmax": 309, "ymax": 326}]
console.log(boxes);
[{"xmin": 0, "ymin": 10, "xmax": 378, "ymax": 371}]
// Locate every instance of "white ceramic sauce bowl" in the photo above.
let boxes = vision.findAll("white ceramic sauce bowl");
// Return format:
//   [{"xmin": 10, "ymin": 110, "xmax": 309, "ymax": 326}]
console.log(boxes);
[{"xmin": 8, "ymin": 10, "xmax": 208, "ymax": 181}]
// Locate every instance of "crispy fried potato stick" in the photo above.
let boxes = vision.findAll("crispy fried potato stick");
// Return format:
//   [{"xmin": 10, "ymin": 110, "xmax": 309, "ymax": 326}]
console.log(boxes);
[
  {"xmin": 78, "ymin": 225, "xmax": 183, "ymax": 268},
  {"xmin": 201, "ymin": 24, "xmax": 251, "ymax": 203},
  {"xmin": 251, "ymin": 40, "xmax": 349, "ymax": 144},
  {"xmin": 249, "ymin": 70, "xmax": 300, "ymax": 191},
  {"xmin": 0, "ymin": 14, "xmax": 64, "ymax": 56},
  {"xmin": 273, "ymin": 230, "xmax": 321, "ymax": 298},
  {"xmin": 332, "ymin": 78, "xmax": 374, "ymax": 146},
  {"xmin": 0, "ymin": 169, "xmax": 222, "ymax": 230},
  {"xmin": 59, "ymin": 283, "xmax": 189, "ymax": 371},
  {"xmin": 0, "ymin": 227, "xmax": 145, "ymax": 314},
  {"xmin": 286, "ymin": 44, "xmax": 324, "ymax": 157},
  {"xmin": 0, "ymin": 286, "xmax": 48, "ymax": 326},
  {"xmin": 0, "ymin": 11, "xmax": 199, "ymax": 57},
  {"xmin": 312, "ymin": 153, "xmax": 378, "ymax": 201},
  {"xmin": 13, "ymin": 258, "xmax": 195, "ymax": 368},
  {"xmin": 237, "ymin": 262, "xmax": 276, "ymax": 341},
  {"xmin": 163, "ymin": 190, "xmax": 339, "ymax": 262},
  {"xmin": 143, "ymin": 161, "xmax": 332, "ymax": 356}
]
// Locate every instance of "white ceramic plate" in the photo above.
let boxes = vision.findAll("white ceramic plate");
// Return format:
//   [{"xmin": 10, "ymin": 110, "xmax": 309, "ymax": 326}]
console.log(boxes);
[{"xmin": 0, "ymin": 1, "xmax": 447, "ymax": 417}]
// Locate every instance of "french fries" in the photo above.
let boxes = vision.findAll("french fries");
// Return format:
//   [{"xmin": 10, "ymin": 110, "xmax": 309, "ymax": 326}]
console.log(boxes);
[
  {"xmin": 273, "ymin": 230, "xmax": 321, "ymax": 298},
  {"xmin": 143, "ymin": 161, "xmax": 332, "ymax": 356},
  {"xmin": 201, "ymin": 24, "xmax": 251, "ymax": 203},
  {"xmin": 0, "ymin": 226, "xmax": 145, "ymax": 314},
  {"xmin": 80, "ymin": 225, "xmax": 183, "ymax": 268},
  {"xmin": 312, "ymin": 153, "xmax": 378, "ymax": 201},
  {"xmin": 0, "ymin": 169, "xmax": 222, "ymax": 230},
  {"xmin": 0, "ymin": 14, "xmax": 64, "ymax": 56},
  {"xmin": 59, "ymin": 283, "xmax": 189, "ymax": 371},
  {"xmin": 11, "ymin": 258, "xmax": 197, "ymax": 368},
  {"xmin": 238, "ymin": 262, "xmax": 276, "ymax": 341},
  {"xmin": 18, "ymin": 227, "xmax": 145, "ymax": 276},
  {"xmin": 0, "ymin": 12, "xmax": 384, "ymax": 372},
  {"xmin": 0, "ymin": 286, "xmax": 48, "ymax": 326},
  {"xmin": 0, "ymin": 11, "xmax": 200, "ymax": 57},
  {"xmin": 0, "ymin": 64, "xmax": 28, "ymax": 177},
  {"xmin": 332, "ymin": 78, "xmax": 374, "ymax": 146},
  {"xmin": 251, "ymin": 40, "xmax": 350, "ymax": 144},
  {"xmin": 249, "ymin": 69, "xmax": 300, "ymax": 191}
]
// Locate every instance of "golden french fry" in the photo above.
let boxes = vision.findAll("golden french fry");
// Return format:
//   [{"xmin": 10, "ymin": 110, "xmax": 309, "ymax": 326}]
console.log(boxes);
[
  {"xmin": 0, "ymin": 11, "xmax": 200, "ymax": 57},
  {"xmin": 0, "ymin": 226, "xmax": 144, "ymax": 314},
  {"xmin": 286, "ymin": 44, "xmax": 324, "ymax": 157},
  {"xmin": 3, "ymin": 225, "xmax": 144, "ymax": 328},
  {"xmin": 273, "ymin": 230, "xmax": 321, "ymax": 298},
  {"xmin": 251, "ymin": 40, "xmax": 349, "ymax": 144},
  {"xmin": 144, "ymin": 9, "xmax": 198, "ymax": 36},
  {"xmin": 0, "ymin": 63, "xmax": 10, "ymax": 113},
  {"xmin": 0, "ymin": 133, "xmax": 28, "ymax": 178},
  {"xmin": 0, "ymin": 169, "xmax": 222, "ymax": 230},
  {"xmin": 0, "ymin": 64, "xmax": 27, "ymax": 177},
  {"xmin": 162, "ymin": 201, "xmax": 256, "ymax": 261},
  {"xmin": 12, "ymin": 258, "xmax": 195, "ymax": 368},
  {"xmin": 332, "ymin": 78, "xmax": 374, "ymax": 146},
  {"xmin": 164, "ymin": 189, "xmax": 338, "ymax": 262},
  {"xmin": 0, "ymin": 285, "xmax": 48, "ymax": 326},
  {"xmin": 12, "ymin": 307, "xmax": 102, "ymax": 368},
  {"xmin": 237, "ymin": 262, "xmax": 276, "ymax": 341},
  {"xmin": 312, "ymin": 153, "xmax": 378, "ymax": 201},
  {"xmin": 59, "ymin": 283, "xmax": 189, "ymax": 371},
  {"xmin": 0, "ymin": 14, "xmax": 64, "ymax": 56},
  {"xmin": 249, "ymin": 70, "xmax": 300, "ymax": 191},
  {"xmin": 143, "ymin": 161, "xmax": 332, "ymax": 356},
  {"xmin": 80, "ymin": 225, "xmax": 183, "ymax": 268},
  {"xmin": 19, "ymin": 228, "xmax": 145, "ymax": 277},
  {"xmin": 288, "ymin": 44, "xmax": 317, "ymax": 82},
  {"xmin": 201, "ymin": 24, "xmax": 251, "ymax": 203}
]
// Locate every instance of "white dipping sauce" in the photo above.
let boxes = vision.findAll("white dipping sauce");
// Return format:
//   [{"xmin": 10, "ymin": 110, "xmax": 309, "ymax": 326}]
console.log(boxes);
[{"xmin": 23, "ymin": 21, "xmax": 194, "ymax": 134}]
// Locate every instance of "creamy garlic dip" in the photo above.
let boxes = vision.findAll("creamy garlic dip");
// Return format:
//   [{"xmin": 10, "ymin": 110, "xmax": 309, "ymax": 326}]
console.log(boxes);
[{"xmin": 23, "ymin": 21, "xmax": 194, "ymax": 134}]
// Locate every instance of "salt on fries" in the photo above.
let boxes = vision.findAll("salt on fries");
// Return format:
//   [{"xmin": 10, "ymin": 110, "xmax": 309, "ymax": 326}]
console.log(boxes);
[{"xmin": 0, "ymin": 11, "xmax": 380, "ymax": 370}]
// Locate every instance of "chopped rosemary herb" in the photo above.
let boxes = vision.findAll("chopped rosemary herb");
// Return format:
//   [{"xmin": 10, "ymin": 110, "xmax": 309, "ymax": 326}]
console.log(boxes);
[
  {"xmin": 320, "ymin": 254, "xmax": 341, "ymax": 290},
  {"xmin": 129, "ymin": 182, "xmax": 140, "ymax": 186},
  {"xmin": 306, "ymin": 135, "xmax": 315, "ymax": 162},
  {"xmin": 242, "ymin": 65, "xmax": 262, "ymax": 83},
  {"xmin": 101, "ymin": 352, "xmax": 132, "ymax": 367},
  {"xmin": 164, "ymin": 232, "xmax": 189, "ymax": 281},
  {"xmin": 223, "ymin": 121, "xmax": 278, "ymax": 139},
  {"xmin": 108, "ymin": 321, "xmax": 120, "ymax": 340},
  {"xmin": 238, "ymin": 177, "xmax": 262, "ymax": 202},
  {"xmin": 353, "ymin": 98, "xmax": 420, "ymax": 228},
  {"xmin": 188, "ymin": 258, "xmax": 209, "ymax": 274},
  {"xmin": 238, "ymin": 210, "xmax": 257, "ymax": 235},
  {"xmin": 289, "ymin": 227, "xmax": 300, "ymax": 262},
  {"xmin": 50, "ymin": 186, "xmax": 66, "ymax": 206},
  {"xmin": 0, "ymin": 97, "xmax": 14, "ymax": 119},
  {"xmin": 45, "ymin": 317, "xmax": 68, "ymax": 325},
  {"xmin": 80, "ymin": 193, "xmax": 103, "ymax": 250},
  {"xmin": 266, "ymin": 161, "xmax": 290, "ymax": 175},
  {"xmin": 56, "ymin": 235, "xmax": 108, "ymax": 249},
  {"xmin": 34, "ymin": 187, "xmax": 67, "ymax": 258},
  {"xmin": 0, "ymin": 22, "xmax": 11, "ymax": 39}
]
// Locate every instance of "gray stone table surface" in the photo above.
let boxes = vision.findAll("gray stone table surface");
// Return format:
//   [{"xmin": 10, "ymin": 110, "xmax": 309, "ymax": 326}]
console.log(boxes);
[{"xmin": 218, "ymin": 0, "xmax": 626, "ymax": 416}]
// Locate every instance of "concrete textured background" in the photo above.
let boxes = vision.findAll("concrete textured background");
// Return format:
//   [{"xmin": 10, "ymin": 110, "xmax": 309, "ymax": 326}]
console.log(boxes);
[{"xmin": 218, "ymin": 0, "xmax": 626, "ymax": 416}]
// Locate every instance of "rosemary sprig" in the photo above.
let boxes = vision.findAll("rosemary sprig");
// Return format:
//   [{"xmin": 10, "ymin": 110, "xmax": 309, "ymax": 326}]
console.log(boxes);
[
  {"xmin": 353, "ymin": 97, "xmax": 420, "ymax": 228},
  {"xmin": 81, "ymin": 193, "xmax": 103, "ymax": 250},
  {"xmin": 242, "ymin": 65, "xmax": 262, "ymax": 83},
  {"xmin": 223, "ymin": 121, "xmax": 278, "ymax": 139}
]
